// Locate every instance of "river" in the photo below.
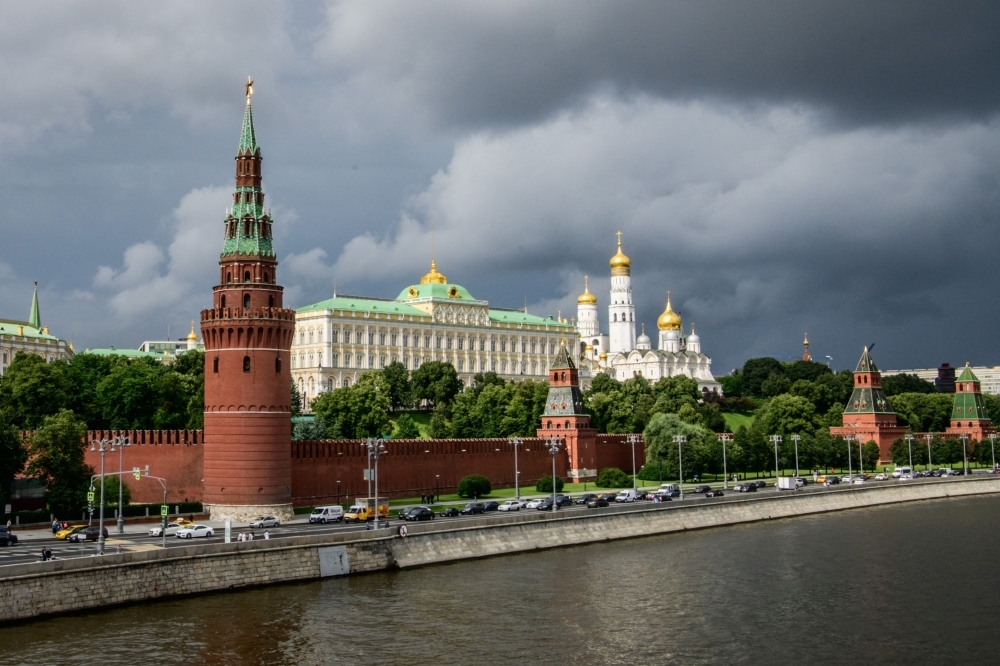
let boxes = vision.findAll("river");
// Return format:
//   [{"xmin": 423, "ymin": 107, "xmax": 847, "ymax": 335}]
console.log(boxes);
[{"xmin": 4, "ymin": 495, "xmax": 1000, "ymax": 665}]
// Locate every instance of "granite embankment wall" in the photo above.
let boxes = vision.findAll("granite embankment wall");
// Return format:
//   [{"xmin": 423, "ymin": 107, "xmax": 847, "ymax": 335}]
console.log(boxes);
[{"xmin": 4, "ymin": 477, "xmax": 997, "ymax": 624}]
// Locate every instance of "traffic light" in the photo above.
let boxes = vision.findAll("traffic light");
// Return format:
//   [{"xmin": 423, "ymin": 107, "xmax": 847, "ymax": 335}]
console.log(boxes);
[{"xmin": 133, "ymin": 467, "xmax": 141, "ymax": 480}]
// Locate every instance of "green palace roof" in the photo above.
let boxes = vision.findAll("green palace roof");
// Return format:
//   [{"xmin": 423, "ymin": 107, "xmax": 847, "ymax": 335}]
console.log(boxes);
[
  {"xmin": 83, "ymin": 347, "xmax": 165, "ymax": 359},
  {"xmin": 396, "ymin": 282, "xmax": 480, "ymax": 302},
  {"xmin": 296, "ymin": 296, "xmax": 427, "ymax": 318},
  {"xmin": 0, "ymin": 320, "xmax": 59, "ymax": 342}
]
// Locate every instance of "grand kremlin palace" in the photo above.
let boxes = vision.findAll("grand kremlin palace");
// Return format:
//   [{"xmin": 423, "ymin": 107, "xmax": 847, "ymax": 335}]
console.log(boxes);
[{"xmin": 291, "ymin": 260, "xmax": 576, "ymax": 407}]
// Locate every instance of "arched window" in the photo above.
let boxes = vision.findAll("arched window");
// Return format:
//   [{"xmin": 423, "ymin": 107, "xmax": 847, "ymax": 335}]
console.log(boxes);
[
  {"xmin": 275, "ymin": 357, "xmax": 281, "ymax": 373},
  {"xmin": 244, "ymin": 271, "xmax": 251, "ymax": 283},
  {"xmin": 226, "ymin": 272, "xmax": 232, "ymax": 283},
  {"xmin": 565, "ymin": 420, "xmax": 570, "ymax": 429},
  {"xmin": 213, "ymin": 356, "xmax": 219, "ymax": 373},
  {"xmin": 243, "ymin": 294, "xmax": 251, "ymax": 309},
  {"xmin": 263, "ymin": 272, "xmax": 269, "ymax": 284},
  {"xmin": 561, "ymin": 372, "xmax": 566, "ymax": 382},
  {"xmin": 243, "ymin": 356, "xmax": 251, "ymax": 372},
  {"xmin": 268, "ymin": 295, "xmax": 274, "ymax": 307},
  {"xmin": 327, "ymin": 379, "xmax": 333, "ymax": 391},
  {"xmin": 613, "ymin": 313, "xmax": 617, "ymax": 322},
  {"xmin": 220, "ymin": 295, "xmax": 226, "ymax": 309}
]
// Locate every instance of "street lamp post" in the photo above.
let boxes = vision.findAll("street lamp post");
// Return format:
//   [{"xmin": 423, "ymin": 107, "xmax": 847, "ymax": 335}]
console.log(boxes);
[
  {"xmin": 960, "ymin": 434, "xmax": 969, "ymax": 476},
  {"xmin": 115, "ymin": 436, "xmax": 131, "ymax": 534},
  {"xmin": 508, "ymin": 436, "xmax": 523, "ymax": 499},
  {"xmin": 673, "ymin": 435, "xmax": 686, "ymax": 500},
  {"xmin": 627, "ymin": 434, "xmax": 640, "ymax": 492},
  {"xmin": 858, "ymin": 438, "xmax": 864, "ymax": 476},
  {"xmin": 924, "ymin": 433, "xmax": 933, "ymax": 472},
  {"xmin": 89, "ymin": 437, "xmax": 117, "ymax": 555},
  {"xmin": 366, "ymin": 439, "xmax": 387, "ymax": 529},
  {"xmin": 718, "ymin": 433, "xmax": 732, "ymax": 489},
  {"xmin": 990, "ymin": 434, "xmax": 997, "ymax": 472},
  {"xmin": 336, "ymin": 480, "xmax": 341, "ymax": 506},
  {"xmin": 435, "ymin": 474, "xmax": 440, "ymax": 503},
  {"xmin": 770, "ymin": 435, "xmax": 782, "ymax": 480},
  {"xmin": 905, "ymin": 434, "xmax": 914, "ymax": 471},
  {"xmin": 544, "ymin": 436, "xmax": 563, "ymax": 514},
  {"xmin": 790, "ymin": 435, "xmax": 801, "ymax": 478},
  {"xmin": 362, "ymin": 439, "xmax": 374, "ymax": 498},
  {"xmin": 845, "ymin": 435, "xmax": 854, "ymax": 479}
]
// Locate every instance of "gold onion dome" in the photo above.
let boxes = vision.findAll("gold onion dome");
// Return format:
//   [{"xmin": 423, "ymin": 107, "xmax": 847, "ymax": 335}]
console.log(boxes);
[
  {"xmin": 187, "ymin": 321, "xmax": 198, "ymax": 341},
  {"xmin": 609, "ymin": 233, "xmax": 631, "ymax": 276},
  {"xmin": 420, "ymin": 259, "xmax": 448, "ymax": 285},
  {"xmin": 657, "ymin": 293, "xmax": 682, "ymax": 331},
  {"xmin": 577, "ymin": 275, "xmax": 597, "ymax": 305}
]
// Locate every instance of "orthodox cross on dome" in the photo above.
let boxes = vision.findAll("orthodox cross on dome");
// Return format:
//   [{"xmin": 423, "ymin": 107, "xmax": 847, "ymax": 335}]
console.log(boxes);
[
  {"xmin": 615, "ymin": 230, "xmax": 622, "ymax": 245},
  {"xmin": 245, "ymin": 76, "xmax": 253, "ymax": 104}
]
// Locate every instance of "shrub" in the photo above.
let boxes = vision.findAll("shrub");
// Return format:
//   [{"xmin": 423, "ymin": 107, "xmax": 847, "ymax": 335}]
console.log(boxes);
[
  {"xmin": 595, "ymin": 467, "xmax": 631, "ymax": 488},
  {"xmin": 456, "ymin": 474, "xmax": 491, "ymax": 498},
  {"xmin": 535, "ymin": 475, "xmax": 564, "ymax": 493},
  {"xmin": 392, "ymin": 413, "xmax": 421, "ymax": 439}
]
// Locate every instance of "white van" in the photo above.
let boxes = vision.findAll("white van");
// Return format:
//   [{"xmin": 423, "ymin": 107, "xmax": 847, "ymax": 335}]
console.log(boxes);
[
  {"xmin": 658, "ymin": 484, "xmax": 680, "ymax": 496},
  {"xmin": 615, "ymin": 489, "xmax": 636, "ymax": 503},
  {"xmin": 309, "ymin": 506, "xmax": 344, "ymax": 524},
  {"xmin": 892, "ymin": 467, "xmax": 911, "ymax": 478}
]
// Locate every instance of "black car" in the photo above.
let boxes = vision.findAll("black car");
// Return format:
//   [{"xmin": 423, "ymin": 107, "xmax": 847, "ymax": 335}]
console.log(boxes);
[
  {"xmin": 586, "ymin": 497, "xmax": 609, "ymax": 508},
  {"xmin": 599, "ymin": 492, "xmax": 618, "ymax": 503},
  {"xmin": 555, "ymin": 495, "xmax": 572, "ymax": 507},
  {"xmin": 650, "ymin": 492, "xmax": 673, "ymax": 502},
  {"xmin": 0, "ymin": 527, "xmax": 17, "ymax": 546},
  {"xmin": 634, "ymin": 490, "xmax": 649, "ymax": 500},
  {"xmin": 397, "ymin": 507, "xmax": 422, "ymax": 520},
  {"xmin": 536, "ymin": 499, "xmax": 558, "ymax": 511},
  {"xmin": 69, "ymin": 526, "xmax": 108, "ymax": 542},
  {"xmin": 482, "ymin": 501, "xmax": 500, "ymax": 512},
  {"xmin": 735, "ymin": 483, "xmax": 757, "ymax": 492},
  {"xmin": 405, "ymin": 507, "xmax": 435, "ymax": 521},
  {"xmin": 753, "ymin": 480, "xmax": 767, "ymax": 489},
  {"xmin": 705, "ymin": 490, "xmax": 724, "ymax": 498},
  {"xmin": 827, "ymin": 476, "xmax": 841, "ymax": 485},
  {"xmin": 693, "ymin": 485, "xmax": 712, "ymax": 494},
  {"xmin": 460, "ymin": 503, "xmax": 485, "ymax": 515},
  {"xmin": 439, "ymin": 507, "xmax": 460, "ymax": 517},
  {"xmin": 575, "ymin": 493, "xmax": 597, "ymax": 505}
]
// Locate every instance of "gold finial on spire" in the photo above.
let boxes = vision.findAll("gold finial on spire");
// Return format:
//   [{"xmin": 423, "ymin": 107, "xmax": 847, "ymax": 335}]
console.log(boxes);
[
  {"xmin": 245, "ymin": 76, "xmax": 254, "ymax": 105},
  {"xmin": 802, "ymin": 333, "xmax": 812, "ymax": 362},
  {"xmin": 610, "ymin": 232, "xmax": 631, "ymax": 275}
]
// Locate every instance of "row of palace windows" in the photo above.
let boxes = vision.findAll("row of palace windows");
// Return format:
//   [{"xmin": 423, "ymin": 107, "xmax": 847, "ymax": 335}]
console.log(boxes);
[
  {"xmin": 294, "ymin": 352, "xmax": 545, "ymax": 375},
  {"xmin": 296, "ymin": 327, "xmax": 558, "ymax": 355}
]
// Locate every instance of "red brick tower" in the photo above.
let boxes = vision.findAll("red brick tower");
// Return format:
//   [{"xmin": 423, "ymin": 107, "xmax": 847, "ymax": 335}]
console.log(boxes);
[
  {"xmin": 945, "ymin": 363, "xmax": 995, "ymax": 441},
  {"xmin": 830, "ymin": 346, "xmax": 907, "ymax": 464},
  {"xmin": 537, "ymin": 342, "xmax": 598, "ymax": 481},
  {"xmin": 200, "ymin": 81, "xmax": 295, "ymax": 521}
]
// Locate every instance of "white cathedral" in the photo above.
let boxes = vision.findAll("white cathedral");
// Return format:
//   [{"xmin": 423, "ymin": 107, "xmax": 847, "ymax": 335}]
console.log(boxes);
[{"xmin": 576, "ymin": 235, "xmax": 722, "ymax": 395}]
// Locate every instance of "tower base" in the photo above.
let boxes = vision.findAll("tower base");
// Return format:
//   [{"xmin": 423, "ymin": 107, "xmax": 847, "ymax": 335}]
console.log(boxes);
[{"xmin": 206, "ymin": 503, "xmax": 294, "ymax": 523}]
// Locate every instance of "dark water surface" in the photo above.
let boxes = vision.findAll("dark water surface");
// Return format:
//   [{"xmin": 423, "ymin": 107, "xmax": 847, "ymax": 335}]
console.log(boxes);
[{"xmin": 5, "ymin": 495, "xmax": 1000, "ymax": 665}]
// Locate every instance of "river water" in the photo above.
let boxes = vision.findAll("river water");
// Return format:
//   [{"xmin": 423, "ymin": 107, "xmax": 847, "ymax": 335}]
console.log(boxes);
[{"xmin": 5, "ymin": 495, "xmax": 1000, "ymax": 665}]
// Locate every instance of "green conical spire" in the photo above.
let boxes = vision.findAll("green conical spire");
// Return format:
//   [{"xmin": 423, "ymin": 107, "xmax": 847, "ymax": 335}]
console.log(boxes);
[
  {"xmin": 28, "ymin": 281, "xmax": 40, "ymax": 329},
  {"xmin": 238, "ymin": 99, "xmax": 259, "ymax": 156}
]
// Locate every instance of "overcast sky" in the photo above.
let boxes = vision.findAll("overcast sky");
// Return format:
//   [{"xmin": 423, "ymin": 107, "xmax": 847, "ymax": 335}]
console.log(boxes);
[{"xmin": 1, "ymin": 1, "xmax": 998, "ymax": 373}]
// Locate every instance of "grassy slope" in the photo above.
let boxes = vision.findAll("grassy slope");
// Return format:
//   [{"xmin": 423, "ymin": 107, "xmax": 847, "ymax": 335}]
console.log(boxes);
[
  {"xmin": 723, "ymin": 412, "xmax": 755, "ymax": 431},
  {"xmin": 389, "ymin": 410, "xmax": 432, "ymax": 438}
]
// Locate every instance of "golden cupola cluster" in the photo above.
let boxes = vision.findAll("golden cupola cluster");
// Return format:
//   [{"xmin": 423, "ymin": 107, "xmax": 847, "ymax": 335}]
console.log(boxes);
[
  {"xmin": 609, "ymin": 232, "xmax": 631, "ymax": 276},
  {"xmin": 577, "ymin": 275, "xmax": 598, "ymax": 305},
  {"xmin": 657, "ymin": 292, "xmax": 682, "ymax": 331},
  {"xmin": 420, "ymin": 259, "xmax": 448, "ymax": 285}
]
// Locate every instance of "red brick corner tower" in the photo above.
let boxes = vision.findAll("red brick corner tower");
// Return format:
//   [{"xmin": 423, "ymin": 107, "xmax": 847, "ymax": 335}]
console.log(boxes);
[
  {"xmin": 537, "ymin": 341, "xmax": 598, "ymax": 481},
  {"xmin": 945, "ymin": 363, "xmax": 995, "ymax": 442},
  {"xmin": 200, "ymin": 82, "xmax": 295, "ymax": 521},
  {"xmin": 830, "ymin": 346, "xmax": 907, "ymax": 465}
]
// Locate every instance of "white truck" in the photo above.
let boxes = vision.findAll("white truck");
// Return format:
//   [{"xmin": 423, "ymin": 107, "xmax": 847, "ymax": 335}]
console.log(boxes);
[{"xmin": 777, "ymin": 477, "xmax": 799, "ymax": 491}]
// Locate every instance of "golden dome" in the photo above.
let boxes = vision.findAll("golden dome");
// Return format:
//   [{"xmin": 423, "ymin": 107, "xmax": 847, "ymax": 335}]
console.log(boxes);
[
  {"xmin": 609, "ymin": 232, "xmax": 631, "ymax": 276},
  {"xmin": 585, "ymin": 343, "xmax": 594, "ymax": 351},
  {"xmin": 420, "ymin": 259, "xmax": 447, "ymax": 285},
  {"xmin": 187, "ymin": 321, "xmax": 198, "ymax": 341},
  {"xmin": 657, "ymin": 292, "xmax": 682, "ymax": 331},
  {"xmin": 599, "ymin": 351, "xmax": 608, "ymax": 360},
  {"xmin": 577, "ymin": 275, "xmax": 597, "ymax": 305}
]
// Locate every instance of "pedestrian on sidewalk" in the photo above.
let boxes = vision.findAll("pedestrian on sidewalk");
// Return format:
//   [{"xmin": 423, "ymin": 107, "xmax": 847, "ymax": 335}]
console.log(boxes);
[
  {"xmin": 249, "ymin": 531, "xmax": 255, "ymax": 541},
  {"xmin": 52, "ymin": 519, "xmax": 60, "ymax": 534},
  {"xmin": 263, "ymin": 531, "xmax": 269, "ymax": 540}
]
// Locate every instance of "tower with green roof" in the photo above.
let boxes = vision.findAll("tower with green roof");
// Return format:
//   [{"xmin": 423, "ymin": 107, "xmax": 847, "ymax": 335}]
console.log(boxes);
[
  {"xmin": 831, "ymin": 346, "xmax": 908, "ymax": 464},
  {"xmin": 537, "ymin": 340, "xmax": 599, "ymax": 481},
  {"xmin": 945, "ymin": 363, "xmax": 995, "ymax": 443},
  {"xmin": 199, "ymin": 79, "xmax": 295, "ymax": 522}
]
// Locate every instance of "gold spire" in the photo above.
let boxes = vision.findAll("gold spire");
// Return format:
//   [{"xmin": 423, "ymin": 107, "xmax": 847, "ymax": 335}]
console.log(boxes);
[
  {"xmin": 802, "ymin": 333, "xmax": 812, "ymax": 362},
  {"xmin": 610, "ymin": 231, "xmax": 631, "ymax": 276},
  {"xmin": 420, "ymin": 259, "xmax": 448, "ymax": 284},
  {"xmin": 187, "ymin": 320, "xmax": 198, "ymax": 342},
  {"xmin": 245, "ymin": 76, "xmax": 253, "ymax": 105},
  {"xmin": 657, "ymin": 292, "xmax": 682, "ymax": 331},
  {"xmin": 577, "ymin": 275, "xmax": 598, "ymax": 305}
]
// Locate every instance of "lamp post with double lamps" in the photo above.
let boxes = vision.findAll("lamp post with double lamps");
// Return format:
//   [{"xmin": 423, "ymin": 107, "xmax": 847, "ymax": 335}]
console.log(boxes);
[
  {"xmin": 905, "ymin": 434, "xmax": 914, "ymax": 472},
  {"xmin": 366, "ymin": 439, "xmax": 387, "ymax": 529},
  {"xmin": 508, "ymin": 436, "xmax": 523, "ymax": 499},
  {"xmin": 770, "ymin": 435, "xmax": 782, "ymax": 481},
  {"xmin": 627, "ymin": 434, "xmax": 640, "ymax": 492},
  {"xmin": 362, "ymin": 439, "xmax": 374, "ymax": 498},
  {"xmin": 960, "ymin": 433, "xmax": 969, "ymax": 476},
  {"xmin": 845, "ymin": 435, "xmax": 855, "ymax": 479},
  {"xmin": 544, "ymin": 436, "xmax": 563, "ymax": 513},
  {"xmin": 790, "ymin": 434, "xmax": 801, "ymax": 478},
  {"xmin": 90, "ymin": 436, "xmax": 124, "ymax": 555},
  {"xmin": 924, "ymin": 433, "xmax": 933, "ymax": 472},
  {"xmin": 717, "ymin": 433, "xmax": 732, "ymax": 489},
  {"xmin": 990, "ymin": 434, "xmax": 997, "ymax": 472},
  {"xmin": 114, "ymin": 436, "xmax": 131, "ymax": 534},
  {"xmin": 673, "ymin": 435, "xmax": 686, "ymax": 500}
]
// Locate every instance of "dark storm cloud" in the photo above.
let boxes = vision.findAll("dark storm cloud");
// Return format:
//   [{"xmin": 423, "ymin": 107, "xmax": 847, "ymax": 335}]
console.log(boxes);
[{"xmin": 320, "ymin": 1, "xmax": 1000, "ymax": 129}]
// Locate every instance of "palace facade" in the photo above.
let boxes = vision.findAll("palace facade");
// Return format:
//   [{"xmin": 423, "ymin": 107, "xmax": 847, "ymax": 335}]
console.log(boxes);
[{"xmin": 0, "ymin": 283, "xmax": 73, "ymax": 376}]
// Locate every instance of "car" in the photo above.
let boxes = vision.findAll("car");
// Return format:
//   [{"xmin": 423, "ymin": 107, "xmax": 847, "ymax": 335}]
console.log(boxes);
[
  {"xmin": 753, "ymin": 480, "xmax": 767, "ymax": 489},
  {"xmin": 705, "ymin": 490, "xmax": 725, "ymax": 498},
  {"xmin": 575, "ymin": 493, "xmax": 597, "ymax": 505},
  {"xmin": 439, "ymin": 507, "xmax": 460, "ymax": 517},
  {"xmin": 693, "ymin": 485, "xmax": 712, "ymax": 494},
  {"xmin": 248, "ymin": 516, "xmax": 280, "ymax": 528},
  {"xmin": 176, "ymin": 524, "xmax": 214, "ymax": 539},
  {"xmin": 460, "ymin": 503, "xmax": 485, "ymax": 515},
  {"xmin": 405, "ymin": 507, "xmax": 435, "ymax": 521},
  {"xmin": 615, "ymin": 489, "xmax": 636, "ymax": 503},
  {"xmin": 482, "ymin": 501, "xmax": 500, "ymax": 512},
  {"xmin": 525, "ymin": 498, "xmax": 545, "ymax": 509},
  {"xmin": 555, "ymin": 495, "xmax": 573, "ymax": 507},
  {"xmin": 536, "ymin": 498, "xmax": 557, "ymax": 511},
  {"xmin": 853, "ymin": 478, "xmax": 866, "ymax": 484},
  {"xmin": 498, "ymin": 500, "xmax": 521, "ymax": 511},
  {"xmin": 55, "ymin": 524, "xmax": 87, "ymax": 540},
  {"xmin": 827, "ymin": 476, "xmax": 841, "ymax": 485},
  {"xmin": 650, "ymin": 491, "xmax": 673, "ymax": 502},
  {"xmin": 634, "ymin": 491, "xmax": 649, "ymax": 500},
  {"xmin": 735, "ymin": 483, "xmax": 757, "ymax": 492},
  {"xmin": 309, "ymin": 506, "xmax": 344, "ymax": 524},
  {"xmin": 586, "ymin": 497, "xmax": 609, "ymax": 508},
  {"xmin": 599, "ymin": 492, "xmax": 619, "ymax": 503},
  {"xmin": 396, "ymin": 507, "xmax": 423, "ymax": 521},
  {"xmin": 899, "ymin": 473, "xmax": 914, "ymax": 480},
  {"xmin": 874, "ymin": 473, "xmax": 889, "ymax": 481},
  {"xmin": 68, "ymin": 526, "xmax": 109, "ymax": 543},
  {"xmin": 148, "ymin": 522, "xmax": 185, "ymax": 537},
  {"xmin": 0, "ymin": 527, "xmax": 18, "ymax": 546},
  {"xmin": 842, "ymin": 475, "xmax": 855, "ymax": 484}
]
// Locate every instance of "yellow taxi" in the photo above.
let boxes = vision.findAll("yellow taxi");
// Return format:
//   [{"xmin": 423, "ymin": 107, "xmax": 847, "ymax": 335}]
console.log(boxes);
[{"xmin": 55, "ymin": 524, "xmax": 87, "ymax": 540}]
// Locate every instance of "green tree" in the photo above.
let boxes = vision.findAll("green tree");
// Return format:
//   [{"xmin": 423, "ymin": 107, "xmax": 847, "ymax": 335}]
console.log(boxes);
[
  {"xmin": 290, "ymin": 379, "xmax": 302, "ymax": 416},
  {"xmin": 651, "ymin": 375, "xmax": 699, "ymax": 413},
  {"xmin": 292, "ymin": 417, "xmax": 328, "ymax": 441},
  {"xmin": 172, "ymin": 350, "xmax": 205, "ymax": 429},
  {"xmin": 642, "ymin": 412, "xmax": 715, "ymax": 480},
  {"xmin": 0, "ymin": 353, "xmax": 70, "ymax": 429},
  {"xmin": 382, "ymin": 361, "xmax": 413, "ymax": 411},
  {"xmin": 427, "ymin": 406, "xmax": 451, "ymax": 439},
  {"xmin": 760, "ymin": 372, "xmax": 792, "ymax": 398},
  {"xmin": 457, "ymin": 474, "xmax": 491, "ymax": 498},
  {"xmin": 411, "ymin": 361, "xmax": 463, "ymax": 409},
  {"xmin": 96, "ymin": 358, "xmax": 165, "ymax": 429},
  {"xmin": 718, "ymin": 374, "xmax": 743, "ymax": 398},
  {"xmin": 783, "ymin": 359, "xmax": 833, "ymax": 383},
  {"xmin": 64, "ymin": 353, "xmax": 113, "ymax": 429},
  {"xmin": 753, "ymin": 394, "xmax": 820, "ymax": 439},
  {"xmin": 0, "ymin": 414, "xmax": 27, "ymax": 505},
  {"xmin": 862, "ymin": 441, "xmax": 880, "ymax": 472},
  {"xmin": 392, "ymin": 413, "xmax": 421, "ymax": 439},
  {"xmin": 890, "ymin": 393, "xmax": 953, "ymax": 432},
  {"xmin": 535, "ymin": 475, "xmax": 564, "ymax": 492},
  {"xmin": 450, "ymin": 383, "xmax": 510, "ymax": 437},
  {"xmin": 595, "ymin": 467, "xmax": 631, "ymax": 488},
  {"xmin": 882, "ymin": 373, "xmax": 935, "ymax": 396},
  {"xmin": 311, "ymin": 371, "xmax": 392, "ymax": 439},
  {"xmin": 102, "ymin": 474, "xmax": 132, "ymax": 507},
  {"xmin": 741, "ymin": 357, "xmax": 783, "ymax": 397},
  {"xmin": 26, "ymin": 409, "xmax": 91, "ymax": 514},
  {"xmin": 789, "ymin": 379, "xmax": 837, "ymax": 414}
]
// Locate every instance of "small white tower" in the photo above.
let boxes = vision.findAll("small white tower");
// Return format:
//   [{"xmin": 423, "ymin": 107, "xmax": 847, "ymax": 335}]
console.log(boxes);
[
  {"xmin": 186, "ymin": 320, "xmax": 199, "ymax": 350},
  {"xmin": 608, "ymin": 232, "xmax": 636, "ymax": 353},
  {"xmin": 636, "ymin": 324, "xmax": 652, "ymax": 351},
  {"xmin": 576, "ymin": 275, "xmax": 599, "ymax": 338},
  {"xmin": 685, "ymin": 323, "xmax": 701, "ymax": 354}
]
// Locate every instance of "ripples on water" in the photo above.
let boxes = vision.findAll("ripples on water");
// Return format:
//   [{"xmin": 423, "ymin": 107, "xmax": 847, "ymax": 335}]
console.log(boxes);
[{"xmin": 5, "ymin": 496, "xmax": 1000, "ymax": 665}]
